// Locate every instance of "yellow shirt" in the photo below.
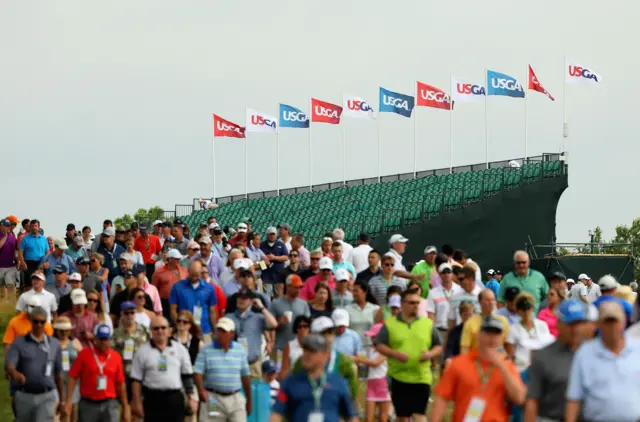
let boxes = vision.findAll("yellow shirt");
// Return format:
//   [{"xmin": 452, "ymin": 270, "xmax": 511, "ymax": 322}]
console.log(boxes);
[{"xmin": 460, "ymin": 313, "xmax": 509, "ymax": 351}]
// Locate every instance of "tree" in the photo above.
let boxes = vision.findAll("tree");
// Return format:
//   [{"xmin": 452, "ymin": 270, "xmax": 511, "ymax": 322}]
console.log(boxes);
[
  {"xmin": 114, "ymin": 206, "xmax": 165, "ymax": 229},
  {"xmin": 577, "ymin": 226, "xmax": 605, "ymax": 254},
  {"xmin": 611, "ymin": 218, "xmax": 640, "ymax": 280}
]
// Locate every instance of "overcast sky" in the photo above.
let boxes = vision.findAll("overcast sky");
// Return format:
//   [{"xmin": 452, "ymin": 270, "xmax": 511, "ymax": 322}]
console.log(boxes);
[{"xmin": 1, "ymin": 1, "xmax": 634, "ymax": 245}]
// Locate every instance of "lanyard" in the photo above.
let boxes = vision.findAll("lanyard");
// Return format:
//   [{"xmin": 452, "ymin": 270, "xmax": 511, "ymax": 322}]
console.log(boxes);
[
  {"xmin": 91, "ymin": 345, "xmax": 111, "ymax": 375},
  {"xmin": 520, "ymin": 322, "xmax": 538, "ymax": 339},
  {"xmin": 474, "ymin": 360, "xmax": 494, "ymax": 394},
  {"xmin": 308, "ymin": 373, "xmax": 327, "ymax": 411}
]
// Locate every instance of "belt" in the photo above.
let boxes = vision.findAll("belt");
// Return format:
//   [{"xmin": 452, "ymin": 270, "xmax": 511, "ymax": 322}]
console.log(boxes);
[
  {"xmin": 436, "ymin": 327, "xmax": 448, "ymax": 331},
  {"xmin": 248, "ymin": 358, "xmax": 260, "ymax": 364},
  {"xmin": 206, "ymin": 388, "xmax": 240, "ymax": 396},
  {"xmin": 142, "ymin": 387, "xmax": 182, "ymax": 394},
  {"xmin": 80, "ymin": 398, "xmax": 116, "ymax": 404},
  {"xmin": 18, "ymin": 386, "xmax": 53, "ymax": 395}
]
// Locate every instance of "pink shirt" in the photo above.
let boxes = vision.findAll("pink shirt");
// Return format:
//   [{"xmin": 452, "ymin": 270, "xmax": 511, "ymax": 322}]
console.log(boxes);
[
  {"xmin": 62, "ymin": 310, "xmax": 100, "ymax": 348},
  {"xmin": 143, "ymin": 281, "xmax": 163, "ymax": 313},
  {"xmin": 418, "ymin": 298, "xmax": 428, "ymax": 318},
  {"xmin": 537, "ymin": 307, "xmax": 558, "ymax": 337},
  {"xmin": 299, "ymin": 275, "xmax": 335, "ymax": 301}
]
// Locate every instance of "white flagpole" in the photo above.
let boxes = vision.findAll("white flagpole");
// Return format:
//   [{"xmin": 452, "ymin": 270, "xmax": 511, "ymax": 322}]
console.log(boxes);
[
  {"xmin": 413, "ymin": 84, "xmax": 418, "ymax": 178},
  {"xmin": 524, "ymin": 64, "xmax": 529, "ymax": 161},
  {"xmin": 342, "ymin": 114, "xmax": 347, "ymax": 185},
  {"xmin": 562, "ymin": 56, "xmax": 568, "ymax": 153},
  {"xmin": 276, "ymin": 129, "xmax": 280, "ymax": 196},
  {"xmin": 484, "ymin": 69, "xmax": 489, "ymax": 169},
  {"xmin": 245, "ymin": 109, "xmax": 249, "ymax": 199},
  {"xmin": 212, "ymin": 123, "xmax": 216, "ymax": 200},
  {"xmin": 309, "ymin": 98, "xmax": 313, "ymax": 191},
  {"xmin": 449, "ymin": 74, "xmax": 454, "ymax": 173}
]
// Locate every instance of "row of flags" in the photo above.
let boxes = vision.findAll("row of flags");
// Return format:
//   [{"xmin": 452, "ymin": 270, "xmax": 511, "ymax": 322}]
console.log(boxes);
[{"xmin": 214, "ymin": 60, "xmax": 601, "ymax": 138}]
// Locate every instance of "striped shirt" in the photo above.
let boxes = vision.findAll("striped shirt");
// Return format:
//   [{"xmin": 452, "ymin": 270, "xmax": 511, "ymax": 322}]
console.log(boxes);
[
  {"xmin": 194, "ymin": 341, "xmax": 250, "ymax": 392},
  {"xmin": 368, "ymin": 275, "xmax": 407, "ymax": 306},
  {"xmin": 225, "ymin": 311, "xmax": 266, "ymax": 362}
]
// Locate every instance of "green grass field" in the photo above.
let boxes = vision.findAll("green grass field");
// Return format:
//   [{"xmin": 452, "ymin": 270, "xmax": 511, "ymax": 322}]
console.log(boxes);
[{"xmin": 1, "ymin": 301, "xmax": 16, "ymax": 422}]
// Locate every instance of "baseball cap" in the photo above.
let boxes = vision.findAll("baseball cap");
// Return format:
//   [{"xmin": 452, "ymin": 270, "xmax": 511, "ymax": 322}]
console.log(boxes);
[
  {"xmin": 53, "ymin": 263, "xmax": 68, "ymax": 274},
  {"xmin": 69, "ymin": 272, "xmax": 82, "ymax": 282},
  {"xmin": 389, "ymin": 234, "xmax": 408, "ymax": 244},
  {"xmin": 334, "ymin": 268, "xmax": 349, "ymax": 282},
  {"xmin": 578, "ymin": 273, "xmax": 590, "ymax": 280},
  {"xmin": 166, "ymin": 249, "xmax": 182, "ymax": 260},
  {"xmin": 556, "ymin": 299, "xmax": 588, "ymax": 324},
  {"xmin": 438, "ymin": 263, "xmax": 452, "ymax": 273},
  {"xmin": 285, "ymin": 274, "xmax": 303, "ymax": 287},
  {"xmin": 71, "ymin": 289, "xmax": 88, "ymax": 305},
  {"xmin": 73, "ymin": 235, "xmax": 84, "ymax": 244},
  {"xmin": 103, "ymin": 227, "xmax": 116, "ymax": 237},
  {"xmin": 198, "ymin": 236, "xmax": 212, "ymax": 245},
  {"xmin": 567, "ymin": 278, "xmax": 576, "ymax": 285},
  {"xmin": 424, "ymin": 245, "xmax": 437, "ymax": 254},
  {"xmin": 598, "ymin": 274, "xmax": 619, "ymax": 291},
  {"xmin": 0, "ymin": 219, "xmax": 11, "ymax": 227},
  {"xmin": 301, "ymin": 333, "xmax": 330, "ymax": 352},
  {"xmin": 139, "ymin": 223, "xmax": 148, "ymax": 232},
  {"xmin": 495, "ymin": 270, "xmax": 503, "ymax": 276},
  {"xmin": 133, "ymin": 264, "xmax": 146, "ymax": 277},
  {"xmin": 233, "ymin": 258, "xmax": 251, "ymax": 271},
  {"xmin": 53, "ymin": 238, "xmax": 68, "ymax": 250},
  {"xmin": 208, "ymin": 222, "xmax": 219, "ymax": 230},
  {"xmin": 261, "ymin": 360, "xmax": 277, "ymax": 374},
  {"xmin": 504, "ymin": 286, "xmax": 521, "ymax": 302},
  {"xmin": 187, "ymin": 240, "xmax": 200, "ymax": 250},
  {"xmin": 6, "ymin": 215, "xmax": 20, "ymax": 224},
  {"xmin": 94, "ymin": 324, "xmax": 113, "ymax": 340},
  {"xmin": 331, "ymin": 309, "xmax": 350, "ymax": 327},
  {"xmin": 365, "ymin": 323, "xmax": 383, "ymax": 338},
  {"xmin": 123, "ymin": 270, "xmax": 135, "ymax": 279},
  {"xmin": 277, "ymin": 223, "xmax": 291, "ymax": 231},
  {"xmin": 173, "ymin": 218, "xmax": 184, "ymax": 227},
  {"xmin": 66, "ymin": 223, "xmax": 76, "ymax": 231},
  {"xmin": 486, "ymin": 269, "xmax": 496, "ymax": 276},
  {"xmin": 31, "ymin": 272, "xmax": 45, "ymax": 282},
  {"xmin": 216, "ymin": 317, "xmax": 236, "ymax": 332},
  {"xmin": 130, "ymin": 222, "xmax": 139, "ymax": 230},
  {"xmin": 358, "ymin": 232, "xmax": 370, "ymax": 242},
  {"xmin": 53, "ymin": 317, "xmax": 73, "ymax": 331},
  {"xmin": 120, "ymin": 301, "xmax": 136, "ymax": 311},
  {"xmin": 480, "ymin": 316, "xmax": 504, "ymax": 333},
  {"xmin": 266, "ymin": 227, "xmax": 277, "ymax": 235},
  {"xmin": 599, "ymin": 300, "xmax": 625, "ymax": 322},
  {"xmin": 388, "ymin": 295, "xmax": 401, "ymax": 308},
  {"xmin": 236, "ymin": 223, "xmax": 248, "ymax": 233},
  {"xmin": 162, "ymin": 221, "xmax": 173, "ymax": 229},
  {"xmin": 152, "ymin": 220, "xmax": 163, "ymax": 226},
  {"xmin": 319, "ymin": 257, "xmax": 333, "ymax": 270},
  {"xmin": 311, "ymin": 316, "xmax": 334, "ymax": 333},
  {"xmin": 119, "ymin": 253, "xmax": 132, "ymax": 262},
  {"xmin": 549, "ymin": 271, "xmax": 566, "ymax": 281}
]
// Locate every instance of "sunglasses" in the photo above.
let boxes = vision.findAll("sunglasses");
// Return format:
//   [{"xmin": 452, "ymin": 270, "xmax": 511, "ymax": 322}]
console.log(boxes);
[
  {"xmin": 515, "ymin": 261, "xmax": 528, "ymax": 265},
  {"xmin": 32, "ymin": 320, "xmax": 46, "ymax": 325},
  {"xmin": 177, "ymin": 319, "xmax": 190, "ymax": 324},
  {"xmin": 123, "ymin": 311, "xmax": 135, "ymax": 315},
  {"xmin": 87, "ymin": 298, "xmax": 99, "ymax": 303},
  {"xmin": 289, "ymin": 254, "xmax": 299, "ymax": 258},
  {"xmin": 311, "ymin": 257, "xmax": 321, "ymax": 261},
  {"xmin": 190, "ymin": 248, "xmax": 200, "ymax": 251},
  {"xmin": 298, "ymin": 324, "xmax": 310, "ymax": 329},
  {"xmin": 152, "ymin": 326, "xmax": 168, "ymax": 331},
  {"xmin": 90, "ymin": 259, "xmax": 97, "ymax": 263},
  {"xmin": 440, "ymin": 269, "xmax": 452, "ymax": 274},
  {"xmin": 134, "ymin": 295, "xmax": 145, "ymax": 300}
]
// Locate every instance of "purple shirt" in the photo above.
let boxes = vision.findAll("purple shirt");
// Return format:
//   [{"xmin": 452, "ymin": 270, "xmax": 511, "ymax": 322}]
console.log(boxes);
[
  {"xmin": 191, "ymin": 253, "xmax": 224, "ymax": 284},
  {"xmin": 0, "ymin": 233, "xmax": 17, "ymax": 268}
]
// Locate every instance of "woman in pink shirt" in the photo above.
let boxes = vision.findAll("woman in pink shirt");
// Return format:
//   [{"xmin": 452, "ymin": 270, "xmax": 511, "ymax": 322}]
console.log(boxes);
[{"xmin": 537, "ymin": 286, "xmax": 566, "ymax": 337}]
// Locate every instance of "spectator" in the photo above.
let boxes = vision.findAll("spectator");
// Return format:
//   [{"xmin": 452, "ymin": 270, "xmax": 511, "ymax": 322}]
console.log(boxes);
[
  {"xmin": 224, "ymin": 271, "xmax": 270, "ymax": 314},
  {"xmin": 171, "ymin": 220, "xmax": 190, "ymax": 255},
  {"xmin": 47, "ymin": 264, "xmax": 72, "ymax": 304},
  {"xmin": 362, "ymin": 323, "xmax": 390, "ymax": 422},
  {"xmin": 539, "ymin": 272, "xmax": 568, "ymax": 310},
  {"xmin": 122, "ymin": 238, "xmax": 144, "ymax": 267},
  {"xmin": 66, "ymin": 236, "xmax": 88, "ymax": 261},
  {"xmin": 277, "ymin": 249, "xmax": 304, "ymax": 296},
  {"xmin": 356, "ymin": 249, "xmax": 382, "ymax": 283},
  {"xmin": 374, "ymin": 286, "xmax": 403, "ymax": 323},
  {"xmin": 53, "ymin": 316, "xmax": 83, "ymax": 421},
  {"xmin": 410, "ymin": 245, "xmax": 438, "ymax": 298},
  {"xmin": 497, "ymin": 250, "xmax": 548, "ymax": 313},
  {"xmin": 332, "ymin": 268, "xmax": 354, "ymax": 308},
  {"xmin": 40, "ymin": 238, "xmax": 76, "ymax": 288},
  {"xmin": 331, "ymin": 308, "xmax": 362, "ymax": 359},
  {"xmin": 222, "ymin": 258, "xmax": 252, "ymax": 297},
  {"xmin": 18, "ymin": 219, "xmax": 49, "ymax": 286},
  {"xmin": 485, "ymin": 269, "xmax": 500, "ymax": 296},
  {"xmin": 16, "ymin": 271, "xmax": 57, "ymax": 322},
  {"xmin": 3, "ymin": 296, "xmax": 54, "ymax": 349},
  {"xmin": 74, "ymin": 257, "xmax": 103, "ymax": 298},
  {"xmin": 460, "ymin": 289, "xmax": 509, "ymax": 355},
  {"xmin": 369, "ymin": 255, "xmax": 407, "ymax": 306},
  {"xmin": 57, "ymin": 273, "xmax": 84, "ymax": 315},
  {"xmin": 578, "ymin": 273, "xmax": 601, "ymax": 303},
  {"xmin": 134, "ymin": 224, "xmax": 162, "ymax": 280},
  {"xmin": 271, "ymin": 275, "xmax": 311, "ymax": 353},
  {"xmin": 191, "ymin": 236, "xmax": 224, "ymax": 285},
  {"xmin": 299, "ymin": 257, "xmax": 335, "ymax": 302},
  {"xmin": 448, "ymin": 266, "xmax": 483, "ymax": 328},
  {"xmin": 172, "ymin": 310, "xmax": 203, "ymax": 365},
  {"xmin": 299, "ymin": 249, "xmax": 321, "ymax": 281},
  {"xmin": 89, "ymin": 253, "xmax": 109, "ymax": 312},
  {"xmin": 110, "ymin": 270, "xmax": 154, "ymax": 324},
  {"xmin": 87, "ymin": 288, "xmax": 113, "ymax": 332},
  {"xmin": 426, "ymin": 263, "xmax": 462, "ymax": 346},
  {"xmin": 538, "ymin": 285, "xmax": 566, "ymax": 337},
  {"xmin": 309, "ymin": 284, "xmax": 334, "ymax": 320},
  {"xmin": 95, "ymin": 228, "xmax": 124, "ymax": 282},
  {"xmin": 62, "ymin": 289, "xmax": 100, "ymax": 348},
  {"xmin": 260, "ymin": 227, "xmax": 288, "ymax": 298},
  {"xmin": 131, "ymin": 287, "xmax": 155, "ymax": 329},
  {"xmin": 452, "ymin": 249, "xmax": 483, "ymax": 288},
  {"xmin": 332, "ymin": 228, "xmax": 353, "ymax": 264},
  {"xmin": 345, "ymin": 280, "xmax": 379, "ymax": 352},
  {"xmin": 0, "ymin": 218, "xmax": 18, "ymax": 300},
  {"xmin": 245, "ymin": 231, "xmax": 269, "ymax": 288},
  {"xmin": 290, "ymin": 234, "xmax": 310, "ymax": 268},
  {"xmin": 110, "ymin": 255, "xmax": 132, "ymax": 300},
  {"xmin": 331, "ymin": 242, "xmax": 356, "ymax": 280},
  {"xmin": 351, "ymin": 232, "xmax": 373, "ymax": 274},
  {"xmin": 495, "ymin": 286, "xmax": 521, "ymax": 326},
  {"xmin": 279, "ymin": 315, "xmax": 311, "ymax": 380},
  {"xmin": 443, "ymin": 301, "xmax": 475, "ymax": 364}
]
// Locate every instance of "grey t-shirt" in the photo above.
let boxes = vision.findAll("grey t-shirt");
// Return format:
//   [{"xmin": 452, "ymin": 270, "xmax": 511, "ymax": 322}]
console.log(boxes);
[
  {"xmin": 6, "ymin": 335, "xmax": 62, "ymax": 392},
  {"xmin": 527, "ymin": 340, "xmax": 577, "ymax": 421},
  {"xmin": 269, "ymin": 296, "xmax": 310, "ymax": 350}
]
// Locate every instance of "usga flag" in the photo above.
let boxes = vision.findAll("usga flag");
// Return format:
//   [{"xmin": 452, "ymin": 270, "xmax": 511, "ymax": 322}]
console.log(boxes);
[
  {"xmin": 246, "ymin": 108, "xmax": 278, "ymax": 133},
  {"xmin": 279, "ymin": 104, "xmax": 309, "ymax": 128},
  {"xmin": 343, "ymin": 94, "xmax": 375, "ymax": 119},
  {"xmin": 311, "ymin": 98, "xmax": 343, "ymax": 124},
  {"xmin": 528, "ymin": 65, "xmax": 555, "ymax": 101},
  {"xmin": 487, "ymin": 70, "xmax": 525, "ymax": 98},
  {"xmin": 213, "ymin": 114, "xmax": 245, "ymax": 138},
  {"xmin": 451, "ymin": 77, "xmax": 486, "ymax": 103},
  {"xmin": 566, "ymin": 59, "xmax": 602, "ymax": 85},
  {"xmin": 379, "ymin": 87, "xmax": 414, "ymax": 118},
  {"xmin": 416, "ymin": 82, "xmax": 452, "ymax": 110}
]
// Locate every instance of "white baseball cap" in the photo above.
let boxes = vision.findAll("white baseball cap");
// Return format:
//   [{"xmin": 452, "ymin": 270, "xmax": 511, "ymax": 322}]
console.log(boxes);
[
  {"xmin": 71, "ymin": 289, "xmax": 88, "ymax": 305},
  {"xmin": 319, "ymin": 257, "xmax": 333, "ymax": 271},
  {"xmin": 166, "ymin": 249, "xmax": 182, "ymax": 260},
  {"xmin": 236, "ymin": 223, "xmax": 248, "ymax": 233},
  {"xmin": 388, "ymin": 295, "xmax": 401, "ymax": 308},
  {"xmin": 331, "ymin": 308, "xmax": 350, "ymax": 327},
  {"xmin": 598, "ymin": 274, "xmax": 619, "ymax": 291},
  {"xmin": 69, "ymin": 272, "xmax": 82, "ymax": 282},
  {"xmin": 53, "ymin": 238, "xmax": 68, "ymax": 250},
  {"xmin": 389, "ymin": 234, "xmax": 408, "ymax": 244},
  {"xmin": 198, "ymin": 236, "xmax": 212, "ymax": 245},
  {"xmin": 578, "ymin": 273, "xmax": 590, "ymax": 280},
  {"xmin": 233, "ymin": 258, "xmax": 252, "ymax": 271},
  {"xmin": 152, "ymin": 220, "xmax": 163, "ymax": 226},
  {"xmin": 335, "ymin": 268, "xmax": 350, "ymax": 281},
  {"xmin": 208, "ymin": 222, "xmax": 219, "ymax": 230},
  {"xmin": 216, "ymin": 317, "xmax": 236, "ymax": 332},
  {"xmin": 438, "ymin": 263, "xmax": 453, "ymax": 273},
  {"xmin": 311, "ymin": 316, "xmax": 334, "ymax": 333},
  {"xmin": 424, "ymin": 245, "xmax": 437, "ymax": 254}
]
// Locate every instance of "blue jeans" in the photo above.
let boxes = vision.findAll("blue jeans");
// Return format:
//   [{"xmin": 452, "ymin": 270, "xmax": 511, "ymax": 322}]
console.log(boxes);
[{"xmin": 510, "ymin": 369, "xmax": 528, "ymax": 422}]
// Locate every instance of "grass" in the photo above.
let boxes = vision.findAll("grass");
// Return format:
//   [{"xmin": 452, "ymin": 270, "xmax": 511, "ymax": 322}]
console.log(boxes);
[{"xmin": 1, "ymin": 300, "xmax": 16, "ymax": 422}]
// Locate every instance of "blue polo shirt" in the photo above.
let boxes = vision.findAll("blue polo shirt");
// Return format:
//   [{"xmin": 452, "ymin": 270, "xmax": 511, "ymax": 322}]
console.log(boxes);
[
  {"xmin": 40, "ymin": 254, "xmax": 76, "ymax": 287},
  {"xmin": 96, "ymin": 243, "xmax": 125, "ymax": 281},
  {"xmin": 333, "ymin": 261, "xmax": 357, "ymax": 279},
  {"xmin": 260, "ymin": 240, "xmax": 288, "ymax": 284},
  {"xmin": 194, "ymin": 340, "xmax": 250, "ymax": 392},
  {"xmin": 169, "ymin": 278, "xmax": 217, "ymax": 334},
  {"xmin": 592, "ymin": 296, "xmax": 633, "ymax": 326},
  {"xmin": 333, "ymin": 328, "xmax": 362, "ymax": 357},
  {"xmin": 19, "ymin": 233, "xmax": 49, "ymax": 261},
  {"xmin": 273, "ymin": 369, "xmax": 356, "ymax": 422},
  {"xmin": 567, "ymin": 335, "xmax": 640, "ymax": 421}
]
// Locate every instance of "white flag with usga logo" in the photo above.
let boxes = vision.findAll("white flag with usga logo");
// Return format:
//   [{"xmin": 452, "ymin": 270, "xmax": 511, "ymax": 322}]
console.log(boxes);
[
  {"xmin": 343, "ymin": 94, "xmax": 376, "ymax": 120},
  {"xmin": 565, "ymin": 59, "xmax": 602, "ymax": 85},
  {"xmin": 246, "ymin": 108, "xmax": 278, "ymax": 133}
]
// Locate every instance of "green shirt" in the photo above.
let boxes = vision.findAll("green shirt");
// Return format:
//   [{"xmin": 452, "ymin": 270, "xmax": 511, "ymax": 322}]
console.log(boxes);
[
  {"xmin": 292, "ymin": 348, "xmax": 359, "ymax": 399},
  {"xmin": 497, "ymin": 269, "xmax": 549, "ymax": 312},
  {"xmin": 411, "ymin": 260, "xmax": 435, "ymax": 298}
]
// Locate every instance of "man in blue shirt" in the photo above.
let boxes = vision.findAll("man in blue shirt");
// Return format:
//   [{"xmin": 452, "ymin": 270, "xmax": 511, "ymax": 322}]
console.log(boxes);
[
  {"xmin": 40, "ymin": 238, "xmax": 76, "ymax": 287},
  {"xmin": 18, "ymin": 219, "xmax": 49, "ymax": 287},
  {"xmin": 96, "ymin": 227, "xmax": 125, "ymax": 282},
  {"xmin": 260, "ymin": 227, "xmax": 288, "ymax": 298},
  {"xmin": 485, "ymin": 269, "xmax": 500, "ymax": 296},
  {"xmin": 271, "ymin": 333, "xmax": 357, "ymax": 422},
  {"xmin": 169, "ymin": 260, "xmax": 217, "ymax": 343}
]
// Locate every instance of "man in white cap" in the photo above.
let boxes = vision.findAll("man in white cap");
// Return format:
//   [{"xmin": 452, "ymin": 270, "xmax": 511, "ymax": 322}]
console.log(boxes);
[
  {"xmin": 222, "ymin": 258, "xmax": 252, "ymax": 297},
  {"xmin": 228, "ymin": 223, "xmax": 249, "ymax": 248},
  {"xmin": 578, "ymin": 273, "xmax": 601, "ymax": 303},
  {"xmin": 426, "ymin": 263, "xmax": 462, "ymax": 344},
  {"xmin": 16, "ymin": 271, "xmax": 57, "ymax": 322},
  {"xmin": 332, "ymin": 269, "xmax": 354, "ymax": 308},
  {"xmin": 62, "ymin": 289, "xmax": 99, "ymax": 348},
  {"xmin": 385, "ymin": 234, "xmax": 424, "ymax": 282},
  {"xmin": 569, "ymin": 276, "xmax": 587, "ymax": 303},
  {"xmin": 331, "ymin": 308, "xmax": 362, "ymax": 359},
  {"xmin": 411, "ymin": 245, "xmax": 438, "ymax": 298},
  {"xmin": 191, "ymin": 235, "xmax": 224, "ymax": 284}
]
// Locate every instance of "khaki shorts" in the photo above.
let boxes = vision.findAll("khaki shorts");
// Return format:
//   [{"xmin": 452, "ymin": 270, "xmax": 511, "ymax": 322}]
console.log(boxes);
[
  {"xmin": 249, "ymin": 359, "xmax": 262, "ymax": 379},
  {"xmin": 0, "ymin": 267, "xmax": 17, "ymax": 287}
]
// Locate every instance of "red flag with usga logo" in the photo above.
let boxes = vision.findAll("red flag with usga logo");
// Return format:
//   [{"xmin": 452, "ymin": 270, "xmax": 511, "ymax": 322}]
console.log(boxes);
[
  {"xmin": 213, "ymin": 114, "xmax": 246, "ymax": 138},
  {"xmin": 528, "ymin": 65, "xmax": 555, "ymax": 101},
  {"xmin": 416, "ymin": 81, "xmax": 453, "ymax": 110},
  {"xmin": 310, "ymin": 98, "xmax": 343, "ymax": 124}
]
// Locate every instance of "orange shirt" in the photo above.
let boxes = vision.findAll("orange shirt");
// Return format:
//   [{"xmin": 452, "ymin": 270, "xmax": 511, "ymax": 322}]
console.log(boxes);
[
  {"xmin": 434, "ymin": 350, "xmax": 522, "ymax": 422},
  {"xmin": 133, "ymin": 234, "xmax": 162, "ymax": 264},
  {"xmin": 213, "ymin": 283, "xmax": 227, "ymax": 319},
  {"xmin": 3, "ymin": 313, "xmax": 54, "ymax": 345},
  {"xmin": 152, "ymin": 266, "xmax": 187, "ymax": 299}
]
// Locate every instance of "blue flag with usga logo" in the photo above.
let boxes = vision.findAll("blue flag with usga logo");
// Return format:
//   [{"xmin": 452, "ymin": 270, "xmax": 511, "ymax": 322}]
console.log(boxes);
[
  {"xmin": 487, "ymin": 70, "xmax": 525, "ymax": 98},
  {"xmin": 379, "ymin": 87, "xmax": 415, "ymax": 118},
  {"xmin": 279, "ymin": 103, "xmax": 309, "ymax": 128}
]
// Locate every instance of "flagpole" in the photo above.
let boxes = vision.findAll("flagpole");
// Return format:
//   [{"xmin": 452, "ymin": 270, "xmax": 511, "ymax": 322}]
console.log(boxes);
[
  {"xmin": 245, "ymin": 109, "xmax": 249, "ymax": 199},
  {"xmin": 342, "ymin": 115, "xmax": 347, "ymax": 185},
  {"xmin": 484, "ymin": 68, "xmax": 489, "ymax": 169},
  {"xmin": 413, "ymin": 84, "xmax": 418, "ymax": 178},
  {"xmin": 276, "ymin": 129, "xmax": 280, "ymax": 196},
  {"xmin": 212, "ymin": 121, "xmax": 216, "ymax": 201},
  {"xmin": 562, "ymin": 56, "xmax": 567, "ymax": 153},
  {"xmin": 377, "ymin": 114, "xmax": 382, "ymax": 182},
  {"xmin": 449, "ymin": 74, "xmax": 454, "ymax": 173},
  {"xmin": 309, "ymin": 97, "xmax": 313, "ymax": 191},
  {"xmin": 524, "ymin": 64, "xmax": 529, "ymax": 162}
]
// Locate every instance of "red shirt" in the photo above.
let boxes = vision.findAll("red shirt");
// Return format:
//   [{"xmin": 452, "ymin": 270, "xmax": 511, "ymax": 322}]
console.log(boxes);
[
  {"xmin": 152, "ymin": 266, "xmax": 188, "ymax": 299},
  {"xmin": 212, "ymin": 283, "xmax": 227, "ymax": 319},
  {"xmin": 69, "ymin": 346, "xmax": 125, "ymax": 401},
  {"xmin": 298, "ymin": 275, "xmax": 335, "ymax": 301},
  {"xmin": 134, "ymin": 234, "xmax": 162, "ymax": 264}
]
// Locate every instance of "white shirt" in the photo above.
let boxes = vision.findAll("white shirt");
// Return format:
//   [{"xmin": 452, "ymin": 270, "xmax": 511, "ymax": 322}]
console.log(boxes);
[
  {"xmin": 447, "ymin": 285, "xmax": 483, "ymax": 324},
  {"xmin": 385, "ymin": 249, "xmax": 405, "ymax": 272},
  {"xmin": 569, "ymin": 283, "xmax": 588, "ymax": 301},
  {"xmin": 467, "ymin": 258, "xmax": 484, "ymax": 289},
  {"xmin": 585, "ymin": 283, "xmax": 602, "ymax": 303},
  {"xmin": 507, "ymin": 319, "xmax": 550, "ymax": 372},
  {"xmin": 135, "ymin": 311, "xmax": 151, "ymax": 329},
  {"xmin": 367, "ymin": 347, "xmax": 388, "ymax": 380},
  {"xmin": 338, "ymin": 240, "xmax": 354, "ymax": 264},
  {"xmin": 351, "ymin": 244, "xmax": 373, "ymax": 274},
  {"xmin": 288, "ymin": 337, "xmax": 303, "ymax": 365},
  {"xmin": 426, "ymin": 283, "xmax": 463, "ymax": 329},
  {"xmin": 130, "ymin": 340, "xmax": 193, "ymax": 390},
  {"xmin": 16, "ymin": 289, "xmax": 58, "ymax": 322}
]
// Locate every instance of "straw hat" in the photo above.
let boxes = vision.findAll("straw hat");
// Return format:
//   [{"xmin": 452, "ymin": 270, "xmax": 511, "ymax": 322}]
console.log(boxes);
[{"xmin": 53, "ymin": 316, "xmax": 73, "ymax": 331}]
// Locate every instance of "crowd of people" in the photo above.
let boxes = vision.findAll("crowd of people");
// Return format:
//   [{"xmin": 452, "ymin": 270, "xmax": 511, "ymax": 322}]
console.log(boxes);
[{"xmin": 2, "ymin": 214, "xmax": 640, "ymax": 422}]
